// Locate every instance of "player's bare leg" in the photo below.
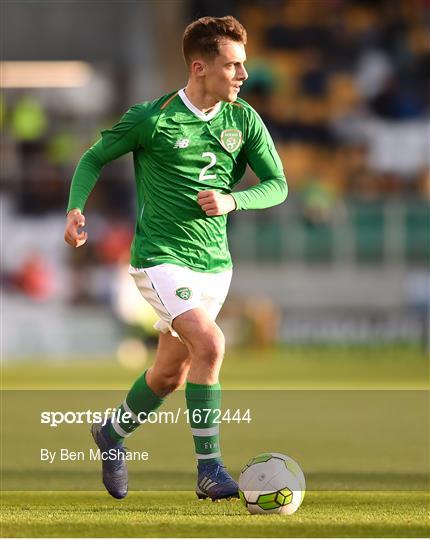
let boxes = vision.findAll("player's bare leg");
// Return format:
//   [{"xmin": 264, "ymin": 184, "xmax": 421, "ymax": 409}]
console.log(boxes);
[
  {"xmin": 173, "ymin": 308, "xmax": 238, "ymax": 501},
  {"xmin": 146, "ymin": 331, "xmax": 191, "ymax": 396},
  {"xmin": 172, "ymin": 307, "xmax": 225, "ymax": 385}
]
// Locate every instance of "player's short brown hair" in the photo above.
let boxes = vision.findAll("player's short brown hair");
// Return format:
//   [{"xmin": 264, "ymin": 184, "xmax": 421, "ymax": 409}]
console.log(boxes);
[{"xmin": 182, "ymin": 16, "xmax": 247, "ymax": 68}]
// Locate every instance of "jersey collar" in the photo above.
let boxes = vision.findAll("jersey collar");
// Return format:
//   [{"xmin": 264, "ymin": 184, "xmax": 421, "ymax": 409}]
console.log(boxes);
[{"xmin": 178, "ymin": 88, "xmax": 221, "ymax": 121}]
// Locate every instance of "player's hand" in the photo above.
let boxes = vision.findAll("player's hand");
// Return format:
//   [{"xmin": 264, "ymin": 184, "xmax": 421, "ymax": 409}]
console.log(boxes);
[
  {"xmin": 64, "ymin": 209, "xmax": 88, "ymax": 248},
  {"xmin": 197, "ymin": 191, "xmax": 236, "ymax": 216}
]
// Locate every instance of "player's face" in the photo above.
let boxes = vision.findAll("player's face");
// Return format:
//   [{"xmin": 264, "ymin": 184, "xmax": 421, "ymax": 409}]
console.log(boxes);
[{"xmin": 204, "ymin": 39, "xmax": 248, "ymax": 102}]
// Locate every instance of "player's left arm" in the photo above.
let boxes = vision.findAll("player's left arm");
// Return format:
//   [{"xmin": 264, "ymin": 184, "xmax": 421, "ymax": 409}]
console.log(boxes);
[
  {"xmin": 197, "ymin": 190, "xmax": 236, "ymax": 217},
  {"xmin": 197, "ymin": 109, "xmax": 287, "ymax": 217},
  {"xmin": 231, "ymin": 109, "xmax": 287, "ymax": 211}
]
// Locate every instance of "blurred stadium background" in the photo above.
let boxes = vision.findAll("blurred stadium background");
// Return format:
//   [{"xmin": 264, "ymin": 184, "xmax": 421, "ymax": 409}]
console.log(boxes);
[{"xmin": 2, "ymin": 0, "xmax": 429, "ymax": 362}]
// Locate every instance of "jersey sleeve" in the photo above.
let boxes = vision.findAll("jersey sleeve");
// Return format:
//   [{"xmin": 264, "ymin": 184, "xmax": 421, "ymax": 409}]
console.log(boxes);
[
  {"xmin": 231, "ymin": 108, "xmax": 288, "ymax": 211},
  {"xmin": 66, "ymin": 104, "xmax": 150, "ymax": 213}
]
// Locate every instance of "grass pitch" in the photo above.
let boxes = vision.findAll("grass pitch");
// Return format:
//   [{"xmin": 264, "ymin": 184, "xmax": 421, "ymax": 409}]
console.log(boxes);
[
  {"xmin": 1, "ymin": 491, "xmax": 429, "ymax": 538},
  {"xmin": 3, "ymin": 344, "xmax": 428, "ymax": 390},
  {"xmin": 2, "ymin": 345, "xmax": 429, "ymax": 537}
]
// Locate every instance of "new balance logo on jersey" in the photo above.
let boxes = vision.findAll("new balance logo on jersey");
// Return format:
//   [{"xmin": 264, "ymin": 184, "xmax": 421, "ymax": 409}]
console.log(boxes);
[{"xmin": 174, "ymin": 138, "xmax": 189, "ymax": 149}]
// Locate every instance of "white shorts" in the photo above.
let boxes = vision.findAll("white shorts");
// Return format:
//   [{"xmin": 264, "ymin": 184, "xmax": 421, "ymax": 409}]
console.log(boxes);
[{"xmin": 129, "ymin": 263, "xmax": 232, "ymax": 338}]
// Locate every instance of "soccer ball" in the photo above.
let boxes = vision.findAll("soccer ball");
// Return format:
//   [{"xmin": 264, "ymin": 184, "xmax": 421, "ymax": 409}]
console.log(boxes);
[{"xmin": 238, "ymin": 452, "xmax": 306, "ymax": 515}]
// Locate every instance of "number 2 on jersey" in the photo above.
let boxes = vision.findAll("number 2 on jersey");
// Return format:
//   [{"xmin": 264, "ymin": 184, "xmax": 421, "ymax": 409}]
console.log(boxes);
[{"xmin": 199, "ymin": 152, "xmax": 217, "ymax": 181}]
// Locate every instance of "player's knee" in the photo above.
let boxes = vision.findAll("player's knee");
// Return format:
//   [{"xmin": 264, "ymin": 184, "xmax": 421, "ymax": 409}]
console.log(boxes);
[{"xmin": 195, "ymin": 328, "xmax": 225, "ymax": 366}]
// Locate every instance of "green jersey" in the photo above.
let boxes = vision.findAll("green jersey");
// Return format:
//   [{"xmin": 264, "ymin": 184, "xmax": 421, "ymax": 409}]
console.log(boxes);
[{"xmin": 67, "ymin": 90, "xmax": 287, "ymax": 272}]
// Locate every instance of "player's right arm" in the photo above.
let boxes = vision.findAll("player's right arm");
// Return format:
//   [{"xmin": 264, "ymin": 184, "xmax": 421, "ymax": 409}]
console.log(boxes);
[
  {"xmin": 64, "ymin": 208, "xmax": 88, "ymax": 247},
  {"xmin": 64, "ymin": 105, "xmax": 147, "ymax": 248}
]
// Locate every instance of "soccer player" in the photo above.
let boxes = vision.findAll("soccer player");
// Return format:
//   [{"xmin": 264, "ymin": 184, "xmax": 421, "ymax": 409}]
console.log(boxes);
[{"xmin": 64, "ymin": 15, "xmax": 287, "ymax": 501}]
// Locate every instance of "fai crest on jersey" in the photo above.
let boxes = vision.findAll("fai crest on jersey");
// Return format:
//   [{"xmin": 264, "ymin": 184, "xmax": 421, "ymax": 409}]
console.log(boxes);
[
  {"xmin": 175, "ymin": 287, "xmax": 193, "ymax": 301},
  {"xmin": 220, "ymin": 129, "xmax": 242, "ymax": 153}
]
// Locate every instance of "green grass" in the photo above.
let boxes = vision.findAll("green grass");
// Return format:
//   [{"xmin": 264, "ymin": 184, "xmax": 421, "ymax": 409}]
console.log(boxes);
[
  {"xmin": 3, "ymin": 344, "xmax": 428, "ymax": 390},
  {"xmin": 1, "ymin": 491, "xmax": 429, "ymax": 538},
  {"xmin": 1, "ymin": 345, "xmax": 429, "ymax": 537}
]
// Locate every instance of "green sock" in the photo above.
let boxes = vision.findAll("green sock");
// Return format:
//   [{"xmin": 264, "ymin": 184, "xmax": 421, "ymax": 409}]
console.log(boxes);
[
  {"xmin": 186, "ymin": 381, "xmax": 222, "ymax": 465},
  {"xmin": 107, "ymin": 370, "xmax": 164, "ymax": 442}
]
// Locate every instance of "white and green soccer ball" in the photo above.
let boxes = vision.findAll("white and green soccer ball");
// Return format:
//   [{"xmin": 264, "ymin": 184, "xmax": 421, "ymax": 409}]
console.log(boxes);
[{"xmin": 238, "ymin": 452, "xmax": 306, "ymax": 515}]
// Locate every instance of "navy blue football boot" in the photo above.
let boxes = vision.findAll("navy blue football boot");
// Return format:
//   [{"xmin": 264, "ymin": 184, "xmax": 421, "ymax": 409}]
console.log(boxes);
[
  {"xmin": 91, "ymin": 420, "xmax": 128, "ymax": 499},
  {"xmin": 196, "ymin": 460, "xmax": 239, "ymax": 501}
]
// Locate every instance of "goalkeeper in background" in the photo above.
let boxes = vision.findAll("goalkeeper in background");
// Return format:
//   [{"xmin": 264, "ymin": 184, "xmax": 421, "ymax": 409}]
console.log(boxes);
[{"xmin": 65, "ymin": 15, "xmax": 287, "ymax": 501}]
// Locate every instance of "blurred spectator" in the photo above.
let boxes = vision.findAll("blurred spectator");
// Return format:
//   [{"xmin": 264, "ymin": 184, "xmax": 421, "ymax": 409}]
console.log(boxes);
[
  {"xmin": 10, "ymin": 95, "xmax": 47, "ymax": 142},
  {"xmin": 299, "ymin": 175, "xmax": 338, "ymax": 227},
  {"xmin": 370, "ymin": 75, "xmax": 425, "ymax": 120},
  {"xmin": 342, "ymin": 144, "xmax": 381, "ymax": 202},
  {"xmin": 6, "ymin": 254, "xmax": 56, "ymax": 302},
  {"xmin": 94, "ymin": 219, "xmax": 134, "ymax": 266},
  {"xmin": 300, "ymin": 49, "xmax": 327, "ymax": 98},
  {"xmin": 355, "ymin": 49, "xmax": 393, "ymax": 99}
]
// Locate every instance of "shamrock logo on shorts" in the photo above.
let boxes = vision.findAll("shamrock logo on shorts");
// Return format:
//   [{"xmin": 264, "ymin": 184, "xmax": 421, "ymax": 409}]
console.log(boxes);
[{"xmin": 176, "ymin": 287, "xmax": 193, "ymax": 300}]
